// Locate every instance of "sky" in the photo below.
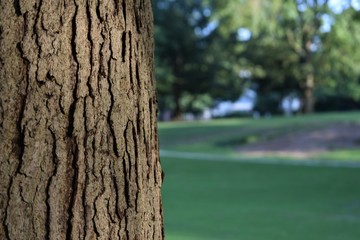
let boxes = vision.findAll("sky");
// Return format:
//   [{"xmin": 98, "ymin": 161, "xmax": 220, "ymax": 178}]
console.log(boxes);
[{"xmin": 329, "ymin": 0, "xmax": 360, "ymax": 13}]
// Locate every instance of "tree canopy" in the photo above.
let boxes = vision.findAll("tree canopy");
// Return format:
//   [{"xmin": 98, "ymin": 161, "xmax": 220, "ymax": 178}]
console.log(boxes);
[
  {"xmin": 154, "ymin": 0, "xmax": 245, "ymax": 119},
  {"xmin": 154, "ymin": 0, "xmax": 360, "ymax": 119}
]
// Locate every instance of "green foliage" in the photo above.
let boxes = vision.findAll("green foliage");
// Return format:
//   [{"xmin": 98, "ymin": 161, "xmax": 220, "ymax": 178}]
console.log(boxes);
[
  {"xmin": 215, "ymin": 0, "xmax": 360, "ymax": 113},
  {"xmin": 319, "ymin": 7, "xmax": 360, "ymax": 100},
  {"xmin": 154, "ymin": 0, "xmax": 360, "ymax": 118},
  {"xmin": 154, "ymin": 0, "xmax": 244, "ymax": 119}
]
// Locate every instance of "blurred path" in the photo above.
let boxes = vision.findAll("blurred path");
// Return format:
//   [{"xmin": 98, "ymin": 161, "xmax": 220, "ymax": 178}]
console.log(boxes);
[
  {"xmin": 237, "ymin": 122, "xmax": 360, "ymax": 158},
  {"xmin": 160, "ymin": 150, "xmax": 360, "ymax": 168}
]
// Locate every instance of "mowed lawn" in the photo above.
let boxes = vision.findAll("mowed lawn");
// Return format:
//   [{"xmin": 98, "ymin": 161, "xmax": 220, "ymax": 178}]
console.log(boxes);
[{"xmin": 159, "ymin": 112, "xmax": 360, "ymax": 240}]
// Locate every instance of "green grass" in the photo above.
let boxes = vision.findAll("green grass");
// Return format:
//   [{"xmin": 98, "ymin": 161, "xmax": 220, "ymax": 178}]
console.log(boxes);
[
  {"xmin": 162, "ymin": 158, "xmax": 360, "ymax": 240},
  {"xmin": 159, "ymin": 112, "xmax": 360, "ymax": 239}
]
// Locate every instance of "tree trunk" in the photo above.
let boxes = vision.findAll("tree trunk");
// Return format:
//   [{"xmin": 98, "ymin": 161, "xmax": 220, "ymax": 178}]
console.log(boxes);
[
  {"xmin": 0, "ymin": 0, "xmax": 164, "ymax": 239},
  {"xmin": 172, "ymin": 96, "xmax": 182, "ymax": 121},
  {"xmin": 303, "ymin": 73, "xmax": 314, "ymax": 114}
]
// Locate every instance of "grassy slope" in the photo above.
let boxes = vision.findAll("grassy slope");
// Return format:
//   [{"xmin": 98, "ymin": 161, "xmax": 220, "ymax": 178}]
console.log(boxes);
[
  {"xmin": 159, "ymin": 112, "xmax": 360, "ymax": 239},
  {"xmin": 159, "ymin": 111, "xmax": 360, "ymax": 160}
]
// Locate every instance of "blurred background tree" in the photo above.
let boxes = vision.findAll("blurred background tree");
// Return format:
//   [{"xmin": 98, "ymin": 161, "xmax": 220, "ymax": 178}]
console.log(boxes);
[
  {"xmin": 154, "ymin": 0, "xmax": 245, "ymax": 119},
  {"xmin": 154, "ymin": 0, "xmax": 360, "ymax": 120}
]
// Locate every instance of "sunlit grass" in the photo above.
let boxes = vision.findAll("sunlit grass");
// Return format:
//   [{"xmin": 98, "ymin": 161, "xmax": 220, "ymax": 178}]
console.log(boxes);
[{"xmin": 315, "ymin": 149, "xmax": 360, "ymax": 161}]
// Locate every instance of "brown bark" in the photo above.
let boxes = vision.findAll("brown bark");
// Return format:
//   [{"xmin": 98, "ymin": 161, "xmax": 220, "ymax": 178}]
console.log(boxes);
[{"xmin": 0, "ymin": 0, "xmax": 163, "ymax": 239}]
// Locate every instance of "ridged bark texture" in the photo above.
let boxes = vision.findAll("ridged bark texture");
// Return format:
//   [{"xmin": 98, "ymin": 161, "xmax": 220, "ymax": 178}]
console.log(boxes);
[{"xmin": 0, "ymin": 0, "xmax": 164, "ymax": 239}]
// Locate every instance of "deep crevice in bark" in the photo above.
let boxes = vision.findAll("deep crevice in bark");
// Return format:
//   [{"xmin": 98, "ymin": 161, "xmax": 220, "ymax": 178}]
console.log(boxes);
[
  {"xmin": 14, "ymin": 43, "xmax": 29, "ymax": 177},
  {"xmin": 94, "ymin": 164, "xmax": 108, "ymax": 238},
  {"xmin": 66, "ymin": 142, "xmax": 79, "ymax": 240},
  {"xmin": 107, "ymin": 34, "xmax": 120, "ymax": 157},
  {"xmin": 67, "ymin": 1, "xmax": 79, "ymax": 137},
  {"xmin": 122, "ymin": 121, "xmax": 132, "ymax": 225},
  {"xmin": 86, "ymin": 1, "xmax": 95, "ymax": 99},
  {"xmin": 16, "ymin": 82, "xmax": 27, "ymax": 174},
  {"xmin": 113, "ymin": 0, "xmax": 119, "ymax": 15},
  {"xmin": 143, "ymin": 125, "xmax": 151, "ymax": 179},
  {"xmin": 122, "ymin": 155, "xmax": 130, "ymax": 208},
  {"xmin": 131, "ymin": 122, "xmax": 140, "ymax": 213},
  {"xmin": 34, "ymin": 0, "xmax": 44, "ymax": 87},
  {"xmin": 45, "ymin": 127, "xmax": 58, "ymax": 240},
  {"xmin": 135, "ymin": 61, "xmax": 141, "ymax": 91},
  {"xmin": 13, "ymin": 0, "xmax": 21, "ymax": 16},
  {"xmin": 122, "ymin": 0, "xmax": 127, "ymax": 24},
  {"xmin": 128, "ymin": 31, "xmax": 135, "ymax": 95},
  {"xmin": 66, "ymin": 2, "xmax": 79, "ymax": 238},
  {"xmin": 91, "ymin": 192, "xmax": 100, "ymax": 239},
  {"xmin": 121, "ymin": 31, "xmax": 126, "ymax": 62},
  {"xmin": 111, "ymin": 174, "xmax": 122, "ymax": 220},
  {"xmin": 96, "ymin": 0, "xmax": 103, "ymax": 22},
  {"xmin": 91, "ymin": 134, "xmax": 97, "ymax": 178},
  {"xmin": 82, "ymin": 100, "xmax": 89, "ymax": 240},
  {"xmin": 106, "ymin": 199, "xmax": 116, "ymax": 224},
  {"xmin": 133, "ymin": 4, "xmax": 141, "ymax": 33},
  {"xmin": 125, "ymin": 215, "xmax": 130, "ymax": 240}
]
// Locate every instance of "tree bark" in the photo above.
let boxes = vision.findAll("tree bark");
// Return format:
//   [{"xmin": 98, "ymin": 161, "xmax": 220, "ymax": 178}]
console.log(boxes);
[{"xmin": 0, "ymin": 0, "xmax": 164, "ymax": 239}]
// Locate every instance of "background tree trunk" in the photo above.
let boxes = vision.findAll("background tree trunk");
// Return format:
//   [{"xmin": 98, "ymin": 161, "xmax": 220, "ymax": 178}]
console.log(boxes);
[
  {"xmin": 303, "ymin": 73, "xmax": 315, "ymax": 114},
  {"xmin": 0, "ymin": 0, "xmax": 164, "ymax": 239}
]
